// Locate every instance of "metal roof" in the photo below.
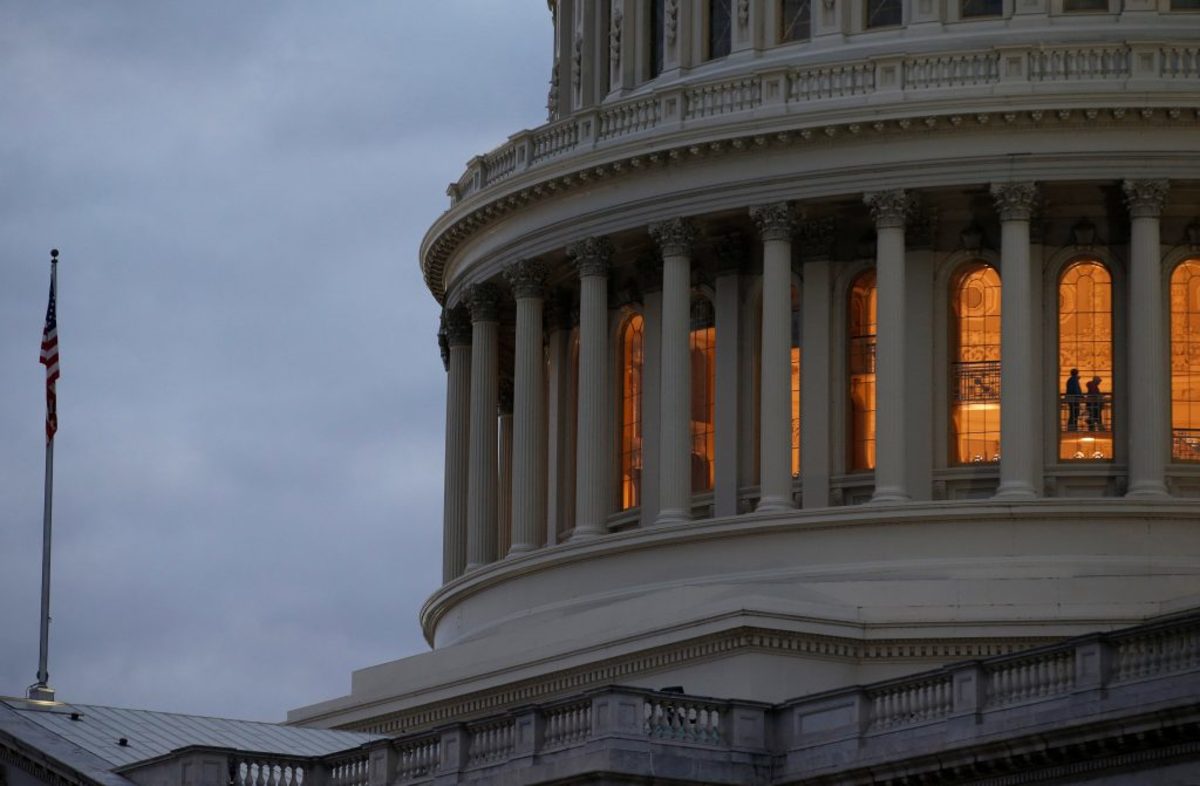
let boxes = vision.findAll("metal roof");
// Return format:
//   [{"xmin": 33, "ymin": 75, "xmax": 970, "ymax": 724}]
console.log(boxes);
[{"xmin": 0, "ymin": 698, "xmax": 378, "ymax": 771}]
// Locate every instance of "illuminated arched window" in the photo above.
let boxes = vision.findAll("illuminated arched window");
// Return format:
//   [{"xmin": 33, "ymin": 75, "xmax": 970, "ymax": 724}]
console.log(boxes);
[
  {"xmin": 1058, "ymin": 260, "xmax": 1114, "ymax": 461},
  {"xmin": 950, "ymin": 263, "xmax": 1002, "ymax": 464},
  {"xmin": 690, "ymin": 297, "xmax": 716, "ymax": 492},
  {"xmin": 791, "ymin": 285, "xmax": 802, "ymax": 477},
  {"xmin": 848, "ymin": 271, "xmax": 877, "ymax": 471},
  {"xmin": 619, "ymin": 314, "xmax": 645, "ymax": 508},
  {"xmin": 1171, "ymin": 259, "xmax": 1200, "ymax": 461}
]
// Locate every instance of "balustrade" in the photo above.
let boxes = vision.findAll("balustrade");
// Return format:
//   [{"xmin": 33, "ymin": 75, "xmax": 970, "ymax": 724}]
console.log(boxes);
[
  {"xmin": 543, "ymin": 700, "xmax": 592, "ymax": 749},
  {"xmin": 328, "ymin": 753, "xmax": 369, "ymax": 786},
  {"xmin": 394, "ymin": 736, "xmax": 440, "ymax": 782},
  {"xmin": 1113, "ymin": 623, "xmax": 1200, "ymax": 681},
  {"xmin": 986, "ymin": 650, "xmax": 1074, "ymax": 706},
  {"xmin": 466, "ymin": 718, "xmax": 516, "ymax": 766},
  {"xmin": 867, "ymin": 677, "xmax": 952, "ymax": 731},
  {"xmin": 643, "ymin": 697, "xmax": 723, "ymax": 744},
  {"xmin": 230, "ymin": 757, "xmax": 316, "ymax": 786}
]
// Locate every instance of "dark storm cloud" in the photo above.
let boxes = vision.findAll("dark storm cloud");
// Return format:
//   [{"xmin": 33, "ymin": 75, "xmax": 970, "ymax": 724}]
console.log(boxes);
[{"xmin": 1, "ymin": 2, "xmax": 548, "ymax": 720}]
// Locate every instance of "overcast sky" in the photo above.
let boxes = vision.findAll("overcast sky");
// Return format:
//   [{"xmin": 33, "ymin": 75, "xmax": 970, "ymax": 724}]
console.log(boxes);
[{"xmin": 0, "ymin": 2, "xmax": 549, "ymax": 722}]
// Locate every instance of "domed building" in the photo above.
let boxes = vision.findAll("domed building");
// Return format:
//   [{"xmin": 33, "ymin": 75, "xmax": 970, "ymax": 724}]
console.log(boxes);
[{"xmin": 286, "ymin": 2, "xmax": 1200, "ymax": 782}]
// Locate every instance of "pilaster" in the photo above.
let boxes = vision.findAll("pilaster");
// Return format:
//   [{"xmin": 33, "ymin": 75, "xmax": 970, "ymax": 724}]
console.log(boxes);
[{"xmin": 714, "ymin": 235, "xmax": 747, "ymax": 518}]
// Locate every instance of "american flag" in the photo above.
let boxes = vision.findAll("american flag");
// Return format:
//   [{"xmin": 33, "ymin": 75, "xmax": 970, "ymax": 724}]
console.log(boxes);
[{"xmin": 40, "ymin": 263, "xmax": 59, "ymax": 443}]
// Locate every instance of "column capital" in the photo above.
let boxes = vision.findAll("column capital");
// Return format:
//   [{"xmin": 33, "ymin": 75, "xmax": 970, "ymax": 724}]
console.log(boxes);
[
  {"xmin": 1123, "ymin": 179, "xmax": 1170, "ymax": 219},
  {"xmin": 649, "ymin": 217, "xmax": 697, "ymax": 257},
  {"xmin": 864, "ymin": 190, "xmax": 911, "ymax": 229},
  {"xmin": 567, "ymin": 236, "xmax": 613, "ymax": 278},
  {"xmin": 798, "ymin": 217, "xmax": 837, "ymax": 261},
  {"xmin": 990, "ymin": 182, "xmax": 1039, "ymax": 222},
  {"xmin": 466, "ymin": 282, "xmax": 501, "ymax": 322},
  {"xmin": 749, "ymin": 203, "xmax": 796, "ymax": 242},
  {"xmin": 504, "ymin": 258, "xmax": 548, "ymax": 299},
  {"xmin": 444, "ymin": 304, "xmax": 473, "ymax": 346},
  {"xmin": 437, "ymin": 326, "xmax": 449, "ymax": 370}
]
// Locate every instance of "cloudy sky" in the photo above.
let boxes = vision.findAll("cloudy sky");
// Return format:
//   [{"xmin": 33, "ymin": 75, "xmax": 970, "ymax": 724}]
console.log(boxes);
[{"xmin": 0, "ymin": 3, "xmax": 549, "ymax": 722}]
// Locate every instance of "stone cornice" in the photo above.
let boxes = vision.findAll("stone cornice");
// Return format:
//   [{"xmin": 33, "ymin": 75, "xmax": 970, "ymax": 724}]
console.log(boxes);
[{"xmin": 421, "ymin": 101, "xmax": 1200, "ymax": 303}]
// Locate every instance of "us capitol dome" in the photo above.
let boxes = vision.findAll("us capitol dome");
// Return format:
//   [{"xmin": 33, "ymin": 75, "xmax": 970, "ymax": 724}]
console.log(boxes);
[{"xmin": 287, "ymin": 2, "xmax": 1200, "ymax": 782}]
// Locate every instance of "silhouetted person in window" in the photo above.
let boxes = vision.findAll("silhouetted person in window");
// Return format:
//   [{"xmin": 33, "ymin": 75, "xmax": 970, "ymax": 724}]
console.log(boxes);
[
  {"xmin": 1087, "ymin": 375, "xmax": 1104, "ymax": 431},
  {"xmin": 1065, "ymin": 368, "xmax": 1082, "ymax": 430}
]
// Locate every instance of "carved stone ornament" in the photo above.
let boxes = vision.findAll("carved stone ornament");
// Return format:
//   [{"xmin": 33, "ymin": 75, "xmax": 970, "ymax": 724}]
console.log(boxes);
[
  {"xmin": 864, "ymin": 190, "xmax": 910, "ymax": 229},
  {"xmin": 1071, "ymin": 217, "xmax": 1097, "ymax": 248},
  {"xmin": 798, "ymin": 217, "xmax": 837, "ymax": 260},
  {"xmin": 1123, "ymin": 179, "xmax": 1170, "ymax": 219},
  {"xmin": 737, "ymin": 0, "xmax": 750, "ymax": 27},
  {"xmin": 749, "ymin": 203, "xmax": 795, "ymax": 242},
  {"xmin": 503, "ymin": 258, "xmax": 548, "ymax": 299},
  {"xmin": 443, "ymin": 304, "xmax": 473, "ymax": 347},
  {"xmin": 990, "ymin": 182, "xmax": 1039, "ymax": 222},
  {"xmin": 436, "ymin": 319, "xmax": 450, "ymax": 370},
  {"xmin": 609, "ymin": 8, "xmax": 622, "ymax": 74},
  {"xmin": 547, "ymin": 61, "xmax": 560, "ymax": 121},
  {"xmin": 572, "ymin": 33, "xmax": 583, "ymax": 95},
  {"xmin": 960, "ymin": 223, "xmax": 984, "ymax": 251},
  {"xmin": 466, "ymin": 282, "xmax": 501, "ymax": 322},
  {"xmin": 665, "ymin": 0, "xmax": 679, "ymax": 45},
  {"xmin": 567, "ymin": 236, "xmax": 613, "ymax": 278},
  {"xmin": 649, "ymin": 217, "xmax": 697, "ymax": 257}
]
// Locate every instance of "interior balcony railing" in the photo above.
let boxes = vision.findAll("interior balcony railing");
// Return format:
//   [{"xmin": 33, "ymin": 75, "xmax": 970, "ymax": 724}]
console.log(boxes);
[
  {"xmin": 1059, "ymin": 392, "xmax": 1115, "ymax": 460},
  {"xmin": 1172, "ymin": 427, "xmax": 1200, "ymax": 462},
  {"xmin": 951, "ymin": 360, "xmax": 1001, "ymax": 404}
]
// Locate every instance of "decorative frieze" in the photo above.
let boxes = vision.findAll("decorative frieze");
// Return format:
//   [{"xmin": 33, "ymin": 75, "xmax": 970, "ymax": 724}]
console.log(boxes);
[
  {"xmin": 1123, "ymin": 179, "xmax": 1169, "ymax": 219},
  {"xmin": 443, "ymin": 304, "xmax": 473, "ymax": 347},
  {"xmin": 991, "ymin": 182, "xmax": 1040, "ymax": 222},
  {"xmin": 567, "ymin": 236, "xmax": 613, "ymax": 278},
  {"xmin": 750, "ymin": 203, "xmax": 796, "ymax": 242},
  {"xmin": 503, "ymin": 259, "xmax": 548, "ymax": 300},
  {"xmin": 864, "ymin": 190, "xmax": 911, "ymax": 229},
  {"xmin": 649, "ymin": 217, "xmax": 697, "ymax": 257},
  {"xmin": 467, "ymin": 282, "xmax": 501, "ymax": 322}
]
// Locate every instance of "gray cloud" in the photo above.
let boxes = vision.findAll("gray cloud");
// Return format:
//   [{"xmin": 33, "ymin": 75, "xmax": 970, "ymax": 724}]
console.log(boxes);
[{"xmin": 0, "ymin": 1, "xmax": 548, "ymax": 720}]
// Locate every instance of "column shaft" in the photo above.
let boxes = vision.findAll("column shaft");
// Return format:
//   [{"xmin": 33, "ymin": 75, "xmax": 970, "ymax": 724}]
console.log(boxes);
[
  {"xmin": 497, "ymin": 405, "xmax": 513, "ymax": 558},
  {"xmin": 507, "ymin": 262, "xmax": 548, "ymax": 552},
  {"xmin": 1125, "ymin": 180, "xmax": 1171, "ymax": 497},
  {"xmin": 545, "ymin": 322, "xmax": 570, "ymax": 544},
  {"xmin": 441, "ymin": 315, "xmax": 472, "ymax": 582},
  {"xmin": 801, "ymin": 258, "xmax": 832, "ymax": 508},
  {"xmin": 866, "ymin": 191, "xmax": 910, "ymax": 503},
  {"xmin": 571, "ymin": 239, "xmax": 612, "ymax": 538},
  {"xmin": 713, "ymin": 267, "xmax": 741, "ymax": 518},
  {"xmin": 466, "ymin": 285, "xmax": 500, "ymax": 569}
]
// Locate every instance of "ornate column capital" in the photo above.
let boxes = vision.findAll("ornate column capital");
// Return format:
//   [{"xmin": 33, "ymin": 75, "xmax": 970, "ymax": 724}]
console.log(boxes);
[
  {"xmin": 466, "ymin": 282, "xmax": 501, "ymax": 322},
  {"xmin": 990, "ymin": 182, "xmax": 1040, "ymax": 222},
  {"xmin": 503, "ymin": 258, "xmax": 548, "ymax": 299},
  {"xmin": 649, "ymin": 217, "xmax": 697, "ymax": 257},
  {"xmin": 798, "ymin": 217, "xmax": 837, "ymax": 260},
  {"xmin": 864, "ymin": 190, "xmax": 911, "ymax": 229},
  {"xmin": 1123, "ymin": 179, "xmax": 1170, "ymax": 219},
  {"xmin": 443, "ymin": 304, "xmax": 473, "ymax": 346},
  {"xmin": 567, "ymin": 236, "xmax": 613, "ymax": 278},
  {"xmin": 749, "ymin": 203, "xmax": 796, "ymax": 242}
]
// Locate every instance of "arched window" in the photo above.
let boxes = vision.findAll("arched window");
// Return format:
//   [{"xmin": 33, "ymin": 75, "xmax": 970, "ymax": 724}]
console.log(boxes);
[
  {"xmin": 866, "ymin": 0, "xmax": 902, "ymax": 27},
  {"xmin": 950, "ymin": 263, "xmax": 1002, "ymax": 464},
  {"xmin": 791, "ymin": 285, "xmax": 802, "ymax": 477},
  {"xmin": 1058, "ymin": 260, "xmax": 1114, "ymax": 461},
  {"xmin": 708, "ymin": 0, "xmax": 733, "ymax": 59},
  {"xmin": 1171, "ymin": 259, "xmax": 1200, "ymax": 461},
  {"xmin": 780, "ymin": 0, "xmax": 812, "ymax": 42},
  {"xmin": 619, "ymin": 314, "xmax": 645, "ymax": 508},
  {"xmin": 848, "ymin": 271, "xmax": 877, "ymax": 471},
  {"xmin": 690, "ymin": 297, "xmax": 716, "ymax": 492},
  {"xmin": 650, "ymin": 0, "xmax": 666, "ymax": 78}
]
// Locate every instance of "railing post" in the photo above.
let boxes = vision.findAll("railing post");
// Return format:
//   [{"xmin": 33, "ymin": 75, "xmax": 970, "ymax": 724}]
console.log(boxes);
[
  {"xmin": 1074, "ymin": 635, "xmax": 1113, "ymax": 694},
  {"xmin": 510, "ymin": 130, "xmax": 533, "ymax": 174},
  {"xmin": 725, "ymin": 703, "xmax": 767, "ymax": 750},
  {"xmin": 946, "ymin": 663, "xmax": 987, "ymax": 743},
  {"xmin": 512, "ymin": 706, "xmax": 545, "ymax": 759},
  {"xmin": 591, "ymin": 690, "xmax": 645, "ymax": 738},
  {"xmin": 436, "ymin": 724, "xmax": 469, "ymax": 778},
  {"xmin": 304, "ymin": 760, "xmax": 331, "ymax": 786},
  {"xmin": 367, "ymin": 742, "xmax": 394, "ymax": 786}
]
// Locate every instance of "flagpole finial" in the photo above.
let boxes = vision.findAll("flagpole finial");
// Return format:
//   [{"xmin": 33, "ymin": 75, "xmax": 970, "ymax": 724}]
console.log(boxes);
[{"xmin": 50, "ymin": 249, "xmax": 59, "ymax": 262}]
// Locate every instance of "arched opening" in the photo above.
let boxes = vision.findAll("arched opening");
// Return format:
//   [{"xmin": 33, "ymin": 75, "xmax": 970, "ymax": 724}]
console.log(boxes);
[
  {"xmin": 950, "ymin": 262, "xmax": 1002, "ymax": 464},
  {"xmin": 848, "ymin": 270, "xmax": 877, "ymax": 471},
  {"xmin": 1171, "ymin": 258, "xmax": 1200, "ymax": 461},
  {"xmin": 1058, "ymin": 260, "xmax": 1114, "ymax": 461},
  {"xmin": 690, "ymin": 296, "xmax": 716, "ymax": 492},
  {"xmin": 619, "ymin": 313, "xmax": 645, "ymax": 508}
]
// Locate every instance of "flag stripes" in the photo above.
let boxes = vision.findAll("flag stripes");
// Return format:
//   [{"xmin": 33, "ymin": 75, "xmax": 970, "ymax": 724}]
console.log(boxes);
[{"xmin": 40, "ymin": 263, "xmax": 59, "ymax": 442}]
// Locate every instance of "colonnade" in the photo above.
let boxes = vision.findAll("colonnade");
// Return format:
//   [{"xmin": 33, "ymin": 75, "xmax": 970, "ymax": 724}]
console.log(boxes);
[{"xmin": 439, "ymin": 180, "xmax": 1175, "ymax": 582}]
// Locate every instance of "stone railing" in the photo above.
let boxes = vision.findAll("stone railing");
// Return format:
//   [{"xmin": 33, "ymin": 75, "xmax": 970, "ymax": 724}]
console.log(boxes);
[{"xmin": 442, "ymin": 40, "xmax": 1200, "ymax": 206}]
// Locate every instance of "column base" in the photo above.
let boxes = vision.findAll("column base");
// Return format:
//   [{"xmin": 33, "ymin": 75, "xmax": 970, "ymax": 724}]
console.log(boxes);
[
  {"xmin": 1125, "ymin": 482, "xmax": 1170, "ymax": 499},
  {"xmin": 506, "ymin": 544, "xmax": 536, "ymax": 557},
  {"xmin": 993, "ymin": 483, "xmax": 1038, "ymax": 501},
  {"xmin": 654, "ymin": 508, "xmax": 690, "ymax": 526},
  {"xmin": 870, "ymin": 488, "xmax": 911, "ymax": 504},
  {"xmin": 569, "ymin": 526, "xmax": 605, "ymax": 542},
  {"xmin": 755, "ymin": 496, "xmax": 795, "ymax": 513}
]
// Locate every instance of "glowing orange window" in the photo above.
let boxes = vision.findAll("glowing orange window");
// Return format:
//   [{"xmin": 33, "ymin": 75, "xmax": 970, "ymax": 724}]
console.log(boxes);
[
  {"xmin": 1171, "ymin": 259, "xmax": 1200, "ymax": 461},
  {"xmin": 619, "ymin": 314, "xmax": 645, "ymax": 509},
  {"xmin": 690, "ymin": 302, "xmax": 716, "ymax": 493},
  {"xmin": 848, "ymin": 271, "xmax": 877, "ymax": 471},
  {"xmin": 950, "ymin": 263, "xmax": 1002, "ymax": 464},
  {"xmin": 1058, "ymin": 260, "xmax": 1114, "ymax": 461}
]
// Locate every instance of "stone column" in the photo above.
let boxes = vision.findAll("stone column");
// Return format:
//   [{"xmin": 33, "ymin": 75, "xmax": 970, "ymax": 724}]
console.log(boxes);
[
  {"xmin": 637, "ymin": 257, "xmax": 663, "ymax": 528},
  {"xmin": 650, "ymin": 218, "xmax": 697, "ymax": 525},
  {"xmin": 497, "ymin": 381, "xmax": 514, "ymax": 559},
  {"xmin": 865, "ymin": 191, "xmax": 911, "ymax": 503},
  {"xmin": 799, "ymin": 219, "xmax": 837, "ymax": 508},
  {"xmin": 751, "ymin": 203, "xmax": 797, "ymax": 512},
  {"xmin": 465, "ymin": 283, "xmax": 500, "ymax": 570},
  {"xmin": 713, "ymin": 235, "xmax": 745, "ymax": 518},
  {"xmin": 991, "ymin": 182, "xmax": 1041, "ymax": 500},
  {"xmin": 569, "ymin": 237, "xmax": 613, "ymax": 539},
  {"xmin": 504, "ymin": 260, "xmax": 549, "ymax": 553},
  {"xmin": 544, "ymin": 296, "xmax": 572, "ymax": 545},
  {"xmin": 441, "ymin": 306, "xmax": 472, "ymax": 582},
  {"xmin": 1124, "ymin": 179, "xmax": 1171, "ymax": 498}
]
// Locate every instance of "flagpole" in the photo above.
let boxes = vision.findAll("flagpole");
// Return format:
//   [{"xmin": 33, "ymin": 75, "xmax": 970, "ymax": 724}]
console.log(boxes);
[{"xmin": 29, "ymin": 250, "xmax": 58, "ymax": 703}]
